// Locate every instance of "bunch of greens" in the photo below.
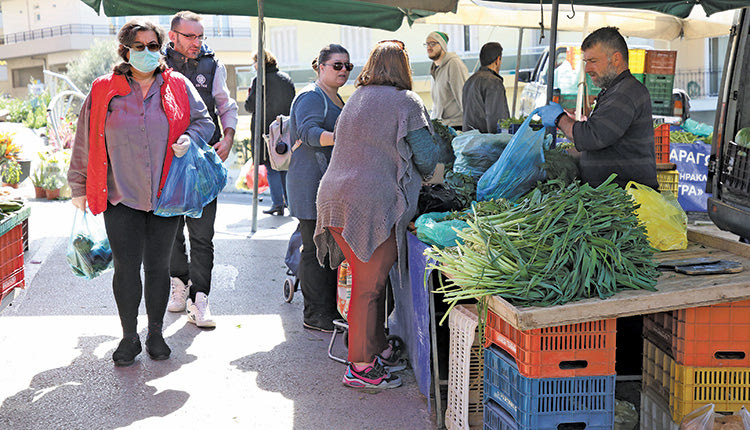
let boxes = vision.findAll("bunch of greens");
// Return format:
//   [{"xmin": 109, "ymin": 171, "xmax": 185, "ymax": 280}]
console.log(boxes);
[
  {"xmin": 67, "ymin": 234, "xmax": 113, "ymax": 279},
  {"xmin": 431, "ymin": 119, "xmax": 457, "ymax": 167},
  {"xmin": 541, "ymin": 147, "xmax": 579, "ymax": 185},
  {"xmin": 427, "ymin": 175, "xmax": 659, "ymax": 319},
  {"xmin": 443, "ymin": 170, "xmax": 477, "ymax": 208}
]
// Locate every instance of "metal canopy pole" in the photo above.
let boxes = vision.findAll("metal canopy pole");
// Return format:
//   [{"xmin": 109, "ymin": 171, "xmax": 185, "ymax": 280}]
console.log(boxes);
[
  {"xmin": 545, "ymin": 0, "xmax": 560, "ymax": 106},
  {"xmin": 251, "ymin": 0, "xmax": 265, "ymax": 233},
  {"xmin": 512, "ymin": 27, "xmax": 523, "ymax": 119}
]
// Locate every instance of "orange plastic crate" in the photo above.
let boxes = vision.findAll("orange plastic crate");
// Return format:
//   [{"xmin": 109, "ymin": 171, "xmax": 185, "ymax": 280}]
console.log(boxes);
[
  {"xmin": 645, "ymin": 50, "xmax": 677, "ymax": 75},
  {"xmin": 0, "ymin": 224, "xmax": 25, "ymax": 306},
  {"xmin": 644, "ymin": 301, "xmax": 750, "ymax": 368},
  {"xmin": 484, "ymin": 309, "xmax": 616, "ymax": 378},
  {"xmin": 654, "ymin": 124, "xmax": 671, "ymax": 163}
]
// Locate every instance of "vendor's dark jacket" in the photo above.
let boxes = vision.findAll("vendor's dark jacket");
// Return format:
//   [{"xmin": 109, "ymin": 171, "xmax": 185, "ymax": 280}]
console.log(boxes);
[
  {"xmin": 461, "ymin": 66, "xmax": 510, "ymax": 133},
  {"xmin": 165, "ymin": 44, "xmax": 222, "ymax": 145},
  {"xmin": 572, "ymin": 70, "xmax": 658, "ymax": 190},
  {"xmin": 244, "ymin": 64, "xmax": 296, "ymax": 165}
]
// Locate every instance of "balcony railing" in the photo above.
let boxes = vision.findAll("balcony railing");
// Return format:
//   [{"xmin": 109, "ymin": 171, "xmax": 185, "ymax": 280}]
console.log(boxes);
[
  {"xmin": 674, "ymin": 69, "xmax": 723, "ymax": 98},
  {"xmin": 0, "ymin": 24, "xmax": 251, "ymax": 45}
]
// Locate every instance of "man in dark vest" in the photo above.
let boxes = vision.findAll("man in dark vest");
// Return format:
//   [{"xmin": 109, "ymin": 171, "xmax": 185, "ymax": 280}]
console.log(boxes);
[{"xmin": 165, "ymin": 10, "xmax": 238, "ymax": 328}]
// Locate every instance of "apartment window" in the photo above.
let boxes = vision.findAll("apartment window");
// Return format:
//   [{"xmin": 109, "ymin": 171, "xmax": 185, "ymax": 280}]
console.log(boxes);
[
  {"xmin": 708, "ymin": 36, "xmax": 729, "ymax": 97},
  {"xmin": 158, "ymin": 15, "xmax": 170, "ymax": 27},
  {"xmin": 340, "ymin": 26, "xmax": 371, "ymax": 63},
  {"xmin": 110, "ymin": 17, "xmax": 126, "ymax": 28},
  {"xmin": 0, "ymin": 65, "xmax": 8, "ymax": 81},
  {"xmin": 12, "ymin": 66, "xmax": 43, "ymax": 88},
  {"xmin": 269, "ymin": 26, "xmax": 298, "ymax": 68},
  {"xmin": 212, "ymin": 15, "xmax": 230, "ymax": 37},
  {"xmin": 438, "ymin": 24, "xmax": 479, "ymax": 54}
]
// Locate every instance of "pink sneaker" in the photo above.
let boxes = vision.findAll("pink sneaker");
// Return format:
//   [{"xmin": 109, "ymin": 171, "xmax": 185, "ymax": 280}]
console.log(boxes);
[{"xmin": 342, "ymin": 359, "xmax": 401, "ymax": 389}]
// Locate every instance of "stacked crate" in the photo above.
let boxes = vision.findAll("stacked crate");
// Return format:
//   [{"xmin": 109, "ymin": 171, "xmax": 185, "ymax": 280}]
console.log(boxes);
[
  {"xmin": 445, "ymin": 304, "xmax": 484, "ymax": 430},
  {"xmin": 642, "ymin": 301, "xmax": 750, "ymax": 427},
  {"xmin": 482, "ymin": 309, "xmax": 617, "ymax": 429},
  {"xmin": 644, "ymin": 50, "xmax": 677, "ymax": 115}
]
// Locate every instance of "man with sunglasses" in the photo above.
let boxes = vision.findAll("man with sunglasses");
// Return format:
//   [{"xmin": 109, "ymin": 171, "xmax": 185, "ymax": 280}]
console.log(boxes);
[
  {"xmin": 165, "ymin": 10, "xmax": 238, "ymax": 328},
  {"xmin": 425, "ymin": 31, "xmax": 469, "ymax": 130}
]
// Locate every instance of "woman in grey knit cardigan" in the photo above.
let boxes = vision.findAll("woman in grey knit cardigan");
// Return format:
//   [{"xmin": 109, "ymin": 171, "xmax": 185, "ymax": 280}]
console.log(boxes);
[{"xmin": 314, "ymin": 40, "xmax": 438, "ymax": 389}]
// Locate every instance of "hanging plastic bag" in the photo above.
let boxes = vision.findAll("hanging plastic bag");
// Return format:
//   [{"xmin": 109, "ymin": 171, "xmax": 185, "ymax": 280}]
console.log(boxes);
[
  {"xmin": 626, "ymin": 181, "xmax": 688, "ymax": 251},
  {"xmin": 66, "ymin": 209, "xmax": 113, "ymax": 279},
  {"xmin": 680, "ymin": 404, "xmax": 716, "ymax": 430},
  {"xmin": 477, "ymin": 108, "xmax": 547, "ymax": 202},
  {"xmin": 154, "ymin": 136, "xmax": 228, "ymax": 218},
  {"xmin": 452, "ymin": 130, "xmax": 512, "ymax": 179},
  {"xmin": 415, "ymin": 211, "xmax": 469, "ymax": 248},
  {"xmin": 246, "ymin": 164, "xmax": 269, "ymax": 194},
  {"xmin": 337, "ymin": 260, "xmax": 352, "ymax": 320}
]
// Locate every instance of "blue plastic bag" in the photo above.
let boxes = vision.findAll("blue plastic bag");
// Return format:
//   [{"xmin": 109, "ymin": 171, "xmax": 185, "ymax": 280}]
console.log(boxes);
[
  {"xmin": 477, "ymin": 109, "xmax": 547, "ymax": 202},
  {"xmin": 452, "ymin": 130, "xmax": 512, "ymax": 179},
  {"xmin": 154, "ymin": 136, "xmax": 228, "ymax": 218},
  {"xmin": 66, "ymin": 209, "xmax": 113, "ymax": 280},
  {"xmin": 415, "ymin": 212, "xmax": 469, "ymax": 248}
]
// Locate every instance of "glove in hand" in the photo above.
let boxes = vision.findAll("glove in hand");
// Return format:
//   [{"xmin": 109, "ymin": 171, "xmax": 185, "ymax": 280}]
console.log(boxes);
[
  {"xmin": 172, "ymin": 134, "xmax": 190, "ymax": 158},
  {"xmin": 538, "ymin": 102, "xmax": 565, "ymax": 128}
]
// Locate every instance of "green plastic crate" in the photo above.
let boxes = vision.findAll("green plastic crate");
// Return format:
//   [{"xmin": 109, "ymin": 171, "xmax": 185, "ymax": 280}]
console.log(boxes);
[{"xmin": 645, "ymin": 74, "xmax": 675, "ymax": 101}]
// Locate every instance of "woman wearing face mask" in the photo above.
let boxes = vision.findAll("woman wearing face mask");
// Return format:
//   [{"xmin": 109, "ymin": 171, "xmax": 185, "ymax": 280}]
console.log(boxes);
[
  {"xmin": 67, "ymin": 19, "xmax": 214, "ymax": 367},
  {"xmin": 287, "ymin": 44, "xmax": 352, "ymax": 333}
]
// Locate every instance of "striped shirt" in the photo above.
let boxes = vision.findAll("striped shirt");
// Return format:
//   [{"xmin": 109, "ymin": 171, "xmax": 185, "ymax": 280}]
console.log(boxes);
[{"xmin": 572, "ymin": 70, "xmax": 658, "ymax": 190}]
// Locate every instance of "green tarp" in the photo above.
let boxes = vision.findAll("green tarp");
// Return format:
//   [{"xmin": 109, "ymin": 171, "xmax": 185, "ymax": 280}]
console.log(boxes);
[
  {"xmin": 481, "ymin": 0, "xmax": 747, "ymax": 18},
  {"xmin": 80, "ymin": 0, "xmax": 437, "ymax": 31}
]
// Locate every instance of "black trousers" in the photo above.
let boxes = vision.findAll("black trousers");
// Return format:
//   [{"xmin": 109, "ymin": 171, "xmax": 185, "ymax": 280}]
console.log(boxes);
[
  {"xmin": 170, "ymin": 198, "xmax": 218, "ymax": 301},
  {"xmin": 103, "ymin": 202, "xmax": 180, "ymax": 336},
  {"xmin": 297, "ymin": 219, "xmax": 338, "ymax": 322}
]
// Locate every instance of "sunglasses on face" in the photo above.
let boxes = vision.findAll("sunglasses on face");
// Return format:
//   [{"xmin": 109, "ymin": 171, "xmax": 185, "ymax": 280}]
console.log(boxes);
[
  {"xmin": 130, "ymin": 42, "xmax": 161, "ymax": 52},
  {"xmin": 174, "ymin": 30, "xmax": 207, "ymax": 42},
  {"xmin": 321, "ymin": 62, "xmax": 354, "ymax": 71}
]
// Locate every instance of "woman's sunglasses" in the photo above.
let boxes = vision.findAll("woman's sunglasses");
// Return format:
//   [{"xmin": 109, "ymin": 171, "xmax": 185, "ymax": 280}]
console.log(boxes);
[
  {"xmin": 320, "ymin": 62, "xmax": 354, "ymax": 71},
  {"xmin": 130, "ymin": 42, "xmax": 161, "ymax": 52}
]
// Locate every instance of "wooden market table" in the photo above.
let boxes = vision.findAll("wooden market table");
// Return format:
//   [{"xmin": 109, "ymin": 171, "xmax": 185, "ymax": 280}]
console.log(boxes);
[{"xmin": 489, "ymin": 226, "xmax": 750, "ymax": 331}]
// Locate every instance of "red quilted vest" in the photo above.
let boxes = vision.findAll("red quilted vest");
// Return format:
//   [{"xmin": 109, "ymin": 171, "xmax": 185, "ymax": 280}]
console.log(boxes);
[{"xmin": 87, "ymin": 69, "xmax": 190, "ymax": 214}]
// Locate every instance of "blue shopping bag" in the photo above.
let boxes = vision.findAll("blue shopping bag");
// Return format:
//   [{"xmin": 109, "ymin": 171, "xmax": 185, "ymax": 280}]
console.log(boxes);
[
  {"xmin": 154, "ymin": 136, "xmax": 228, "ymax": 218},
  {"xmin": 477, "ymin": 109, "xmax": 547, "ymax": 202}
]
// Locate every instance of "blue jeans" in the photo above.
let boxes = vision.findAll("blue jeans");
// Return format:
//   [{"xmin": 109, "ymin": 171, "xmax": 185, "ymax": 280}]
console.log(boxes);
[{"xmin": 265, "ymin": 162, "xmax": 287, "ymax": 208}]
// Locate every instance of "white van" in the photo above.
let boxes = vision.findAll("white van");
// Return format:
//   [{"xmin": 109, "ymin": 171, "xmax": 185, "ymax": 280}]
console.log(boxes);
[{"xmin": 707, "ymin": 7, "xmax": 750, "ymax": 237}]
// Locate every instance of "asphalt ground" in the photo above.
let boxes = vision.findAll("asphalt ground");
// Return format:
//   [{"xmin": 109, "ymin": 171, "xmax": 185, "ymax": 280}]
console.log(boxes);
[{"xmin": 0, "ymin": 190, "xmax": 437, "ymax": 430}]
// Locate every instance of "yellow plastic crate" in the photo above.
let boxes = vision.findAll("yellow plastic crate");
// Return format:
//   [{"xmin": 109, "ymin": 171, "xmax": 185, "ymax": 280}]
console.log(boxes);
[
  {"xmin": 657, "ymin": 170, "xmax": 679, "ymax": 199},
  {"xmin": 445, "ymin": 304, "xmax": 484, "ymax": 430},
  {"xmin": 642, "ymin": 339, "xmax": 750, "ymax": 423},
  {"xmin": 629, "ymin": 49, "xmax": 646, "ymax": 74}
]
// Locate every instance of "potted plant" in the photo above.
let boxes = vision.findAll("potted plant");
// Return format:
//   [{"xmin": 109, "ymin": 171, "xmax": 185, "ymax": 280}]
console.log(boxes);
[
  {"xmin": 1, "ymin": 159, "xmax": 22, "ymax": 188},
  {"xmin": 30, "ymin": 166, "xmax": 47, "ymax": 198},
  {"xmin": 43, "ymin": 175, "xmax": 64, "ymax": 200}
]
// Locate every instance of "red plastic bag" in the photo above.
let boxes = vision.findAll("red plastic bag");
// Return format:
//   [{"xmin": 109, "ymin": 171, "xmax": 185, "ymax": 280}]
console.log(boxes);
[{"xmin": 246, "ymin": 164, "xmax": 269, "ymax": 194}]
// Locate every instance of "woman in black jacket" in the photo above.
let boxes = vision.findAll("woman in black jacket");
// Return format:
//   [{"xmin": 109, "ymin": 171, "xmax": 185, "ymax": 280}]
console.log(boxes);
[{"xmin": 245, "ymin": 50, "xmax": 297, "ymax": 215}]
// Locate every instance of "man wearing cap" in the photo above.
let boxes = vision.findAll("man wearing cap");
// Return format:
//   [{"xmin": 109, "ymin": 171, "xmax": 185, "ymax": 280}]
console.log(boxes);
[
  {"xmin": 426, "ymin": 31, "xmax": 469, "ymax": 130},
  {"xmin": 462, "ymin": 42, "xmax": 510, "ymax": 133}
]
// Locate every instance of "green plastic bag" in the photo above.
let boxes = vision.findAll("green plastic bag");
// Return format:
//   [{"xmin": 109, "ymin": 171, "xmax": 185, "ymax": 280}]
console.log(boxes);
[
  {"xmin": 626, "ymin": 181, "xmax": 687, "ymax": 251},
  {"xmin": 414, "ymin": 212, "xmax": 469, "ymax": 248}
]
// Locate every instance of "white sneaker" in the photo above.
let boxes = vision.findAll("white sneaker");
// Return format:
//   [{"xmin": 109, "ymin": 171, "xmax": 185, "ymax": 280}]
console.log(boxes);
[
  {"xmin": 167, "ymin": 278, "xmax": 189, "ymax": 312},
  {"xmin": 186, "ymin": 292, "xmax": 216, "ymax": 328}
]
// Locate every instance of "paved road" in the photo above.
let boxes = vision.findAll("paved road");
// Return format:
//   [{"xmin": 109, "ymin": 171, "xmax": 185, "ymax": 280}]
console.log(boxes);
[{"xmin": 0, "ymin": 192, "xmax": 437, "ymax": 429}]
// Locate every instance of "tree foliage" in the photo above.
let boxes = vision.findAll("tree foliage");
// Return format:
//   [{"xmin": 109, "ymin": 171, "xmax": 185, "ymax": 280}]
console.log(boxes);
[{"xmin": 66, "ymin": 39, "xmax": 120, "ymax": 94}]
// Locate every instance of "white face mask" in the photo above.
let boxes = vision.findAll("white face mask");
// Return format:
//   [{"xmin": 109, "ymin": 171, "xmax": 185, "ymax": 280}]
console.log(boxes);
[{"xmin": 128, "ymin": 47, "xmax": 161, "ymax": 73}]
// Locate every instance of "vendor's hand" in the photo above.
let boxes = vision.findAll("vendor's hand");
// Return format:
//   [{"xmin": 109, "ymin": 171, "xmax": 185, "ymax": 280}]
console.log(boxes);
[
  {"xmin": 538, "ymin": 102, "xmax": 565, "ymax": 128},
  {"xmin": 72, "ymin": 196, "xmax": 87, "ymax": 212},
  {"xmin": 172, "ymin": 134, "xmax": 190, "ymax": 158},
  {"xmin": 212, "ymin": 135, "xmax": 232, "ymax": 162}
]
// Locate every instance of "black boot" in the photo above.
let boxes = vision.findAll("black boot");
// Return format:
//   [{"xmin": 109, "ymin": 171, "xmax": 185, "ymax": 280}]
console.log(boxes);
[
  {"xmin": 113, "ymin": 333, "xmax": 141, "ymax": 366},
  {"xmin": 262, "ymin": 205, "xmax": 285, "ymax": 216},
  {"xmin": 146, "ymin": 321, "xmax": 171, "ymax": 360}
]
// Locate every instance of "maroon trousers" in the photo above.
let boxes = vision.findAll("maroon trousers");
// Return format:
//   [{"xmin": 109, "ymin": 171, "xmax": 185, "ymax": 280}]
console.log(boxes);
[{"xmin": 328, "ymin": 227, "xmax": 397, "ymax": 363}]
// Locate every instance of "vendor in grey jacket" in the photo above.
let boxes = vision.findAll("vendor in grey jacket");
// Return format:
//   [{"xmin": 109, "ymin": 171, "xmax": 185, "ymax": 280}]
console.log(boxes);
[
  {"xmin": 426, "ymin": 31, "xmax": 469, "ymax": 130},
  {"xmin": 287, "ymin": 44, "xmax": 351, "ymax": 333},
  {"xmin": 462, "ymin": 42, "xmax": 510, "ymax": 133}
]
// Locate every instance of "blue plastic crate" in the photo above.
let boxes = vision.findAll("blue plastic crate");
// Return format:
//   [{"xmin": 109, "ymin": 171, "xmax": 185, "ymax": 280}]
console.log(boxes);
[
  {"xmin": 484, "ymin": 399, "xmax": 517, "ymax": 430},
  {"xmin": 484, "ymin": 345, "xmax": 615, "ymax": 430}
]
